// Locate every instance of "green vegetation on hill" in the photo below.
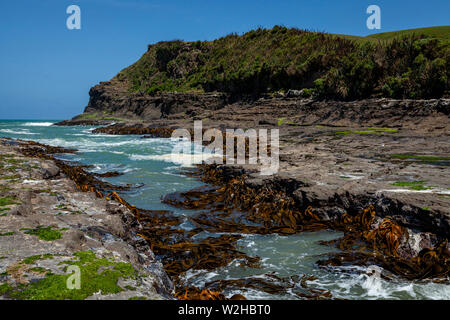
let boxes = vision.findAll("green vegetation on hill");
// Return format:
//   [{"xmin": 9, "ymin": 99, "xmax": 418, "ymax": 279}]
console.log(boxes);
[
  {"xmin": 117, "ymin": 26, "xmax": 449, "ymax": 100},
  {"xmin": 335, "ymin": 26, "xmax": 450, "ymax": 42},
  {"xmin": 367, "ymin": 26, "xmax": 450, "ymax": 41}
]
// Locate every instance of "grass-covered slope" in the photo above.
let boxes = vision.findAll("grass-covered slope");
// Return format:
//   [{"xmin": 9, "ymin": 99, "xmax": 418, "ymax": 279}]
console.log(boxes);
[
  {"xmin": 367, "ymin": 26, "xmax": 450, "ymax": 41},
  {"xmin": 117, "ymin": 26, "xmax": 450, "ymax": 100},
  {"xmin": 335, "ymin": 26, "xmax": 450, "ymax": 42}
]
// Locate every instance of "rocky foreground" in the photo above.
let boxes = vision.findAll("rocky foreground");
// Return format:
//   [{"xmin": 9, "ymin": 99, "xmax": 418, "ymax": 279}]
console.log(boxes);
[
  {"xmin": 0, "ymin": 138, "xmax": 173, "ymax": 300},
  {"xmin": 54, "ymin": 93, "xmax": 450, "ymax": 287}
]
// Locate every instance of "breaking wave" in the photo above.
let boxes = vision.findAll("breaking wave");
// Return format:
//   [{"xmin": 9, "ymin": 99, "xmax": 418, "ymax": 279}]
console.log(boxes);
[
  {"xmin": 0, "ymin": 129, "xmax": 38, "ymax": 135},
  {"xmin": 22, "ymin": 122, "xmax": 54, "ymax": 127},
  {"xmin": 129, "ymin": 153, "xmax": 219, "ymax": 167}
]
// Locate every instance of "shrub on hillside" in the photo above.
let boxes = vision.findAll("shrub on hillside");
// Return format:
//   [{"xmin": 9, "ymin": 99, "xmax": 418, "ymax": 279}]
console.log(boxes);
[{"xmin": 119, "ymin": 27, "xmax": 449, "ymax": 100}]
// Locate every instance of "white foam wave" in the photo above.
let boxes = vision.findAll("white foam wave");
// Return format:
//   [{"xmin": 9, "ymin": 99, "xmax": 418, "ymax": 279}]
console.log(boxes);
[
  {"xmin": 0, "ymin": 129, "xmax": 38, "ymax": 135},
  {"xmin": 377, "ymin": 189, "xmax": 450, "ymax": 195},
  {"xmin": 413, "ymin": 282, "xmax": 450, "ymax": 300},
  {"xmin": 360, "ymin": 273, "xmax": 391, "ymax": 298},
  {"xmin": 91, "ymin": 133, "xmax": 123, "ymax": 137},
  {"xmin": 129, "ymin": 153, "xmax": 219, "ymax": 167},
  {"xmin": 22, "ymin": 122, "xmax": 54, "ymax": 127},
  {"xmin": 22, "ymin": 179, "xmax": 42, "ymax": 184},
  {"xmin": 36, "ymin": 138, "xmax": 159, "ymax": 149}
]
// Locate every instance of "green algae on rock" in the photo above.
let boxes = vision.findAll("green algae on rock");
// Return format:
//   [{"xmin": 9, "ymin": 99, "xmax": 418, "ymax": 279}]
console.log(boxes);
[
  {"xmin": 391, "ymin": 181, "xmax": 433, "ymax": 191},
  {"xmin": 3, "ymin": 251, "xmax": 138, "ymax": 300},
  {"xmin": 0, "ymin": 196, "xmax": 19, "ymax": 207},
  {"xmin": 21, "ymin": 226, "xmax": 63, "ymax": 241}
]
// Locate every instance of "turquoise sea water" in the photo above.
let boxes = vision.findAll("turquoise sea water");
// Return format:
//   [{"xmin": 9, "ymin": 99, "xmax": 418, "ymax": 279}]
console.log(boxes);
[{"xmin": 1, "ymin": 120, "xmax": 448, "ymax": 300}]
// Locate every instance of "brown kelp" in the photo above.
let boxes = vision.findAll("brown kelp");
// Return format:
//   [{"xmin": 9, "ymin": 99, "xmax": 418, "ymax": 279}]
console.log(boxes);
[
  {"xmin": 320, "ymin": 205, "xmax": 449, "ymax": 281},
  {"xmin": 17, "ymin": 140, "xmax": 131, "ymax": 196},
  {"xmin": 104, "ymin": 191, "xmax": 261, "ymax": 284},
  {"xmin": 166, "ymin": 164, "xmax": 449, "ymax": 283},
  {"xmin": 165, "ymin": 165, "xmax": 329, "ymax": 236},
  {"xmin": 113, "ymin": 160, "xmax": 448, "ymax": 293},
  {"xmin": 92, "ymin": 126, "xmax": 175, "ymax": 137},
  {"xmin": 205, "ymin": 274, "xmax": 332, "ymax": 300},
  {"xmin": 174, "ymin": 287, "xmax": 227, "ymax": 300}
]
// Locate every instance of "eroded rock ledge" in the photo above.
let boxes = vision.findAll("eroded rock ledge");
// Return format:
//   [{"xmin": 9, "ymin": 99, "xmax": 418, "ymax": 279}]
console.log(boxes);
[
  {"xmin": 212, "ymin": 165, "xmax": 449, "ymax": 256},
  {"xmin": 55, "ymin": 79, "xmax": 449, "ymax": 128},
  {"xmin": 0, "ymin": 138, "xmax": 173, "ymax": 300},
  {"xmin": 55, "ymin": 81, "xmax": 231, "ymax": 125}
]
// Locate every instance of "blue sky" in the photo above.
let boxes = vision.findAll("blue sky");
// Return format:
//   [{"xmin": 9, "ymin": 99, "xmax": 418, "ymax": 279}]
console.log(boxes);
[{"xmin": 0, "ymin": 0, "xmax": 449, "ymax": 120}]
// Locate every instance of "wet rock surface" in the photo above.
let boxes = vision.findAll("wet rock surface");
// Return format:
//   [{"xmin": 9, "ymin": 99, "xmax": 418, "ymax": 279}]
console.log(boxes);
[{"xmin": 0, "ymin": 139, "xmax": 173, "ymax": 300}]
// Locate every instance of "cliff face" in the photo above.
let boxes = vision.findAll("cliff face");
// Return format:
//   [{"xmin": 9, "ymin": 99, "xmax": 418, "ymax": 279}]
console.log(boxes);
[
  {"xmin": 65, "ymin": 77, "xmax": 449, "ymax": 129},
  {"xmin": 82, "ymin": 80, "xmax": 230, "ymax": 121}
]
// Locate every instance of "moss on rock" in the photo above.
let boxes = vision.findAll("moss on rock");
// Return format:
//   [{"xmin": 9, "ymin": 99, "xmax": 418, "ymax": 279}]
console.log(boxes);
[
  {"xmin": 21, "ymin": 226, "xmax": 63, "ymax": 241},
  {"xmin": 2, "ymin": 251, "xmax": 139, "ymax": 300}
]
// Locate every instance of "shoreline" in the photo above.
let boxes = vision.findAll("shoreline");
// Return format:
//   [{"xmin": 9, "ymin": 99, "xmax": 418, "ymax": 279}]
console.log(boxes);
[{"xmin": 1, "ymin": 123, "xmax": 449, "ymax": 299}]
